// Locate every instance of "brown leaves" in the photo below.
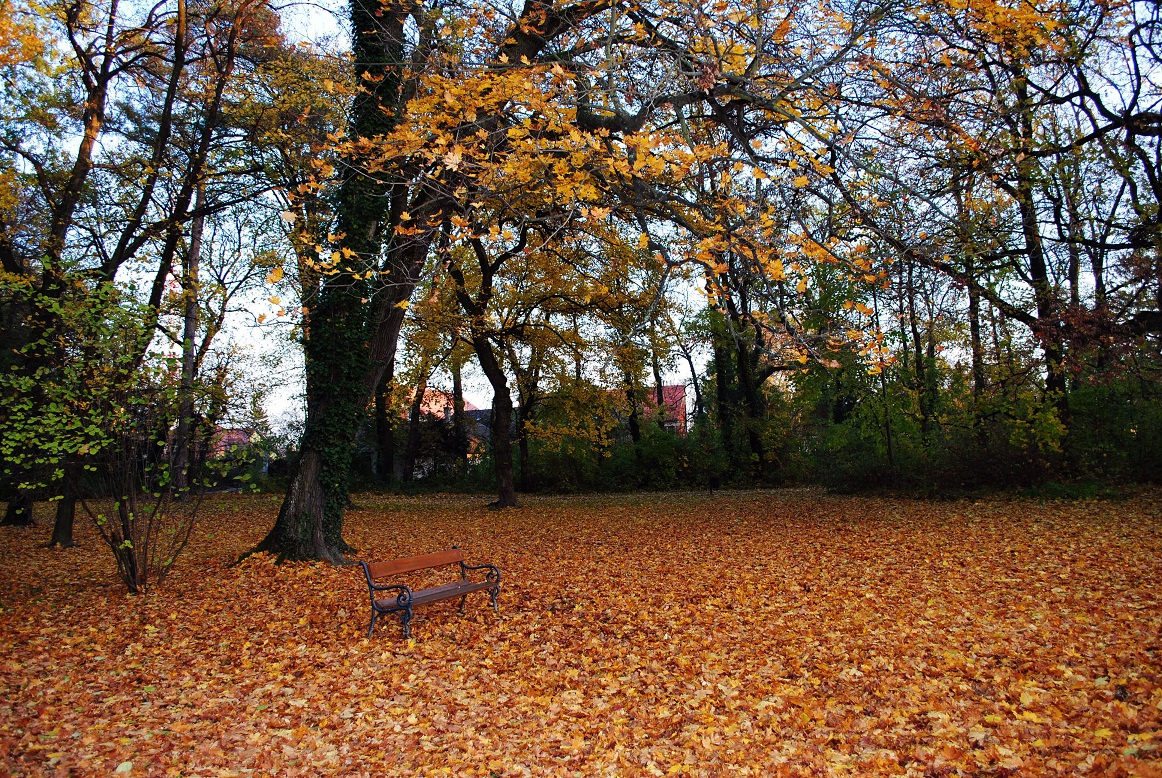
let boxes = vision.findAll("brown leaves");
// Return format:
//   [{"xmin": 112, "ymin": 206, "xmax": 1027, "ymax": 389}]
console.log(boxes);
[{"xmin": 1, "ymin": 490, "xmax": 1161, "ymax": 775}]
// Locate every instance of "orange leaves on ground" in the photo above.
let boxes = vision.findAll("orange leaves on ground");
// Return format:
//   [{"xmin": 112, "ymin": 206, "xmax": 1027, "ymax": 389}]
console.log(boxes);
[{"xmin": 1, "ymin": 490, "xmax": 1161, "ymax": 775}]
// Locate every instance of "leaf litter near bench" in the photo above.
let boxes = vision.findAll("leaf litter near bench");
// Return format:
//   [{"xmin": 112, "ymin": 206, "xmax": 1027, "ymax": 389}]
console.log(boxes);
[{"xmin": 0, "ymin": 490, "xmax": 1160, "ymax": 776}]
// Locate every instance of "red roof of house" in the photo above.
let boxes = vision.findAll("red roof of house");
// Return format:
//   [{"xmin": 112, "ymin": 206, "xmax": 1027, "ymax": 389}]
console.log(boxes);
[
  {"xmin": 409, "ymin": 388, "xmax": 479, "ymax": 418},
  {"xmin": 211, "ymin": 428, "xmax": 252, "ymax": 455},
  {"xmin": 625, "ymin": 384, "xmax": 688, "ymax": 432}
]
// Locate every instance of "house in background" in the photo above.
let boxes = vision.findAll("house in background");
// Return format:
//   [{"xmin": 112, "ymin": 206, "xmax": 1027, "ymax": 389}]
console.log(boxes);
[
  {"xmin": 408, "ymin": 388, "xmax": 491, "ymax": 445},
  {"xmin": 643, "ymin": 384, "xmax": 688, "ymax": 435},
  {"xmin": 372, "ymin": 383, "xmax": 691, "ymax": 480},
  {"xmin": 211, "ymin": 427, "xmax": 254, "ymax": 456},
  {"xmin": 451, "ymin": 383, "xmax": 689, "ymax": 443},
  {"xmin": 412, "ymin": 388, "xmax": 478, "ymax": 420},
  {"xmin": 610, "ymin": 384, "xmax": 688, "ymax": 435}
]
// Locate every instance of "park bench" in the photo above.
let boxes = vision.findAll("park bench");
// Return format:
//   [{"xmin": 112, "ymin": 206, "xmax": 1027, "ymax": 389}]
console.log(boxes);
[{"xmin": 359, "ymin": 548, "xmax": 500, "ymax": 638}]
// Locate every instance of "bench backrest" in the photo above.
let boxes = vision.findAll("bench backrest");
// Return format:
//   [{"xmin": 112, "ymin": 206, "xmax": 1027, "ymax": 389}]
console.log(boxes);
[{"xmin": 366, "ymin": 548, "xmax": 464, "ymax": 579}]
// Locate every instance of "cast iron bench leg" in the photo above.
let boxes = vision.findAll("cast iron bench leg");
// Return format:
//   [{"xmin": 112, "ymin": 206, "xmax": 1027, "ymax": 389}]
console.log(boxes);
[
  {"xmin": 367, "ymin": 610, "xmax": 379, "ymax": 638},
  {"xmin": 458, "ymin": 594, "xmax": 468, "ymax": 614},
  {"xmin": 399, "ymin": 607, "xmax": 413, "ymax": 639}
]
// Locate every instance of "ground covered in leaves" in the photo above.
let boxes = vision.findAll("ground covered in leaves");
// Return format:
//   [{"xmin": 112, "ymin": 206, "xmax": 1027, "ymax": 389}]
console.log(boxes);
[{"xmin": 1, "ymin": 489, "xmax": 1161, "ymax": 776}]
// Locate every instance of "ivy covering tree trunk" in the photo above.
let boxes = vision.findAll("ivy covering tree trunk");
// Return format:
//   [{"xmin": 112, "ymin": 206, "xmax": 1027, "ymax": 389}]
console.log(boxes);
[{"xmin": 252, "ymin": 0, "xmax": 431, "ymax": 560}]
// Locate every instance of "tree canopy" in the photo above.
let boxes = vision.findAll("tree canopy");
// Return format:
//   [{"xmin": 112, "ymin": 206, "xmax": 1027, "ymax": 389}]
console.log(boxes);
[{"xmin": 1, "ymin": 0, "xmax": 1159, "ymax": 568}]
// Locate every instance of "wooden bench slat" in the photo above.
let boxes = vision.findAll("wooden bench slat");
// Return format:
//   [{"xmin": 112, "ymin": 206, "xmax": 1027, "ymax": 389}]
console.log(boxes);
[
  {"xmin": 366, "ymin": 548, "xmax": 465, "ymax": 578},
  {"xmin": 373, "ymin": 580, "xmax": 492, "ymax": 610},
  {"xmin": 411, "ymin": 580, "xmax": 492, "ymax": 607}
]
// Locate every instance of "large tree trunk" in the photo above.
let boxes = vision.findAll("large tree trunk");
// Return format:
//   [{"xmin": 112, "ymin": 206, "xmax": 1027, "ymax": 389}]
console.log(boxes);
[
  {"xmin": 506, "ymin": 342, "xmax": 540, "ymax": 492},
  {"xmin": 516, "ymin": 383, "xmax": 538, "ymax": 491},
  {"xmin": 254, "ymin": 0, "xmax": 415, "ymax": 560},
  {"xmin": 518, "ymin": 427, "xmax": 531, "ymax": 491},
  {"xmin": 625, "ymin": 381, "xmax": 643, "ymax": 445},
  {"xmin": 48, "ymin": 461, "xmax": 79, "ymax": 547},
  {"xmin": 734, "ymin": 338, "xmax": 767, "ymax": 475},
  {"xmin": 273, "ymin": 284, "xmax": 368, "ymax": 558},
  {"xmin": 871, "ymin": 291, "xmax": 897, "ymax": 471},
  {"xmin": 710, "ymin": 312, "xmax": 737, "ymax": 468},
  {"xmin": 254, "ymin": 448, "xmax": 333, "ymax": 561},
  {"xmin": 679, "ymin": 342, "xmax": 704, "ymax": 421},
  {"xmin": 722, "ymin": 292, "xmax": 770, "ymax": 476},
  {"xmin": 651, "ymin": 345, "xmax": 666, "ymax": 429},
  {"xmin": 952, "ymin": 181, "xmax": 987, "ymax": 407},
  {"xmin": 1013, "ymin": 67, "xmax": 1068, "ymax": 409},
  {"xmin": 488, "ymin": 389, "xmax": 518, "ymax": 508},
  {"xmin": 968, "ymin": 293, "xmax": 985, "ymax": 393}
]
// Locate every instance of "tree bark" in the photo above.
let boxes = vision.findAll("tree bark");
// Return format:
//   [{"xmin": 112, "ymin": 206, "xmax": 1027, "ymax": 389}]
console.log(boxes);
[
  {"xmin": 968, "ymin": 278, "xmax": 986, "ymax": 400},
  {"xmin": 473, "ymin": 338, "xmax": 518, "ymax": 508},
  {"xmin": 625, "ymin": 380, "xmax": 643, "ymax": 445},
  {"xmin": 734, "ymin": 337, "xmax": 767, "ymax": 474},
  {"xmin": 451, "ymin": 357, "xmax": 468, "ymax": 473},
  {"xmin": 518, "ymin": 423, "xmax": 531, "ymax": 491},
  {"xmin": 710, "ymin": 311, "xmax": 737, "ymax": 468},
  {"xmin": 906, "ymin": 263, "xmax": 933, "ymax": 439},
  {"xmin": 48, "ymin": 461, "xmax": 79, "ymax": 547},
  {"xmin": 402, "ymin": 375, "xmax": 429, "ymax": 482},
  {"xmin": 375, "ymin": 364, "xmax": 395, "ymax": 483},
  {"xmin": 256, "ymin": 0, "xmax": 416, "ymax": 560},
  {"xmin": 253, "ymin": 448, "xmax": 334, "ymax": 561},
  {"xmin": 651, "ymin": 344, "xmax": 666, "ymax": 428},
  {"xmin": 871, "ymin": 291, "xmax": 897, "ymax": 470},
  {"xmin": 173, "ymin": 184, "xmax": 205, "ymax": 492},
  {"xmin": 678, "ymin": 340, "xmax": 704, "ymax": 421},
  {"xmin": 1013, "ymin": 66, "xmax": 1068, "ymax": 409}
]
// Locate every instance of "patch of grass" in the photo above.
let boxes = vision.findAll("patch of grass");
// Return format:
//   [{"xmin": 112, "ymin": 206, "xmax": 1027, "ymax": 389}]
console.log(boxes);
[{"xmin": 1012, "ymin": 480, "xmax": 1130, "ymax": 501}]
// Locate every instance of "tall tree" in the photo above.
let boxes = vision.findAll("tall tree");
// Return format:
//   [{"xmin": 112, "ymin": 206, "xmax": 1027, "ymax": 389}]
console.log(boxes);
[{"xmin": 1, "ymin": 0, "xmax": 285, "ymax": 541}]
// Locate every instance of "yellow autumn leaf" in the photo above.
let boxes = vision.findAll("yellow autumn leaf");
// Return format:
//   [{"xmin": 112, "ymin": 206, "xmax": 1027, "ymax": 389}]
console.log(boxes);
[{"xmin": 443, "ymin": 147, "xmax": 464, "ymax": 170}]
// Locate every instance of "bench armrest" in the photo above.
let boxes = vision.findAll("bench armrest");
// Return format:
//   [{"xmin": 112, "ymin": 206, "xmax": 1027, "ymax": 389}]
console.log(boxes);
[
  {"xmin": 360, "ymin": 561, "xmax": 414, "ymax": 607},
  {"xmin": 461, "ymin": 562, "xmax": 501, "ymax": 585},
  {"xmin": 370, "ymin": 584, "xmax": 413, "ymax": 609}
]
